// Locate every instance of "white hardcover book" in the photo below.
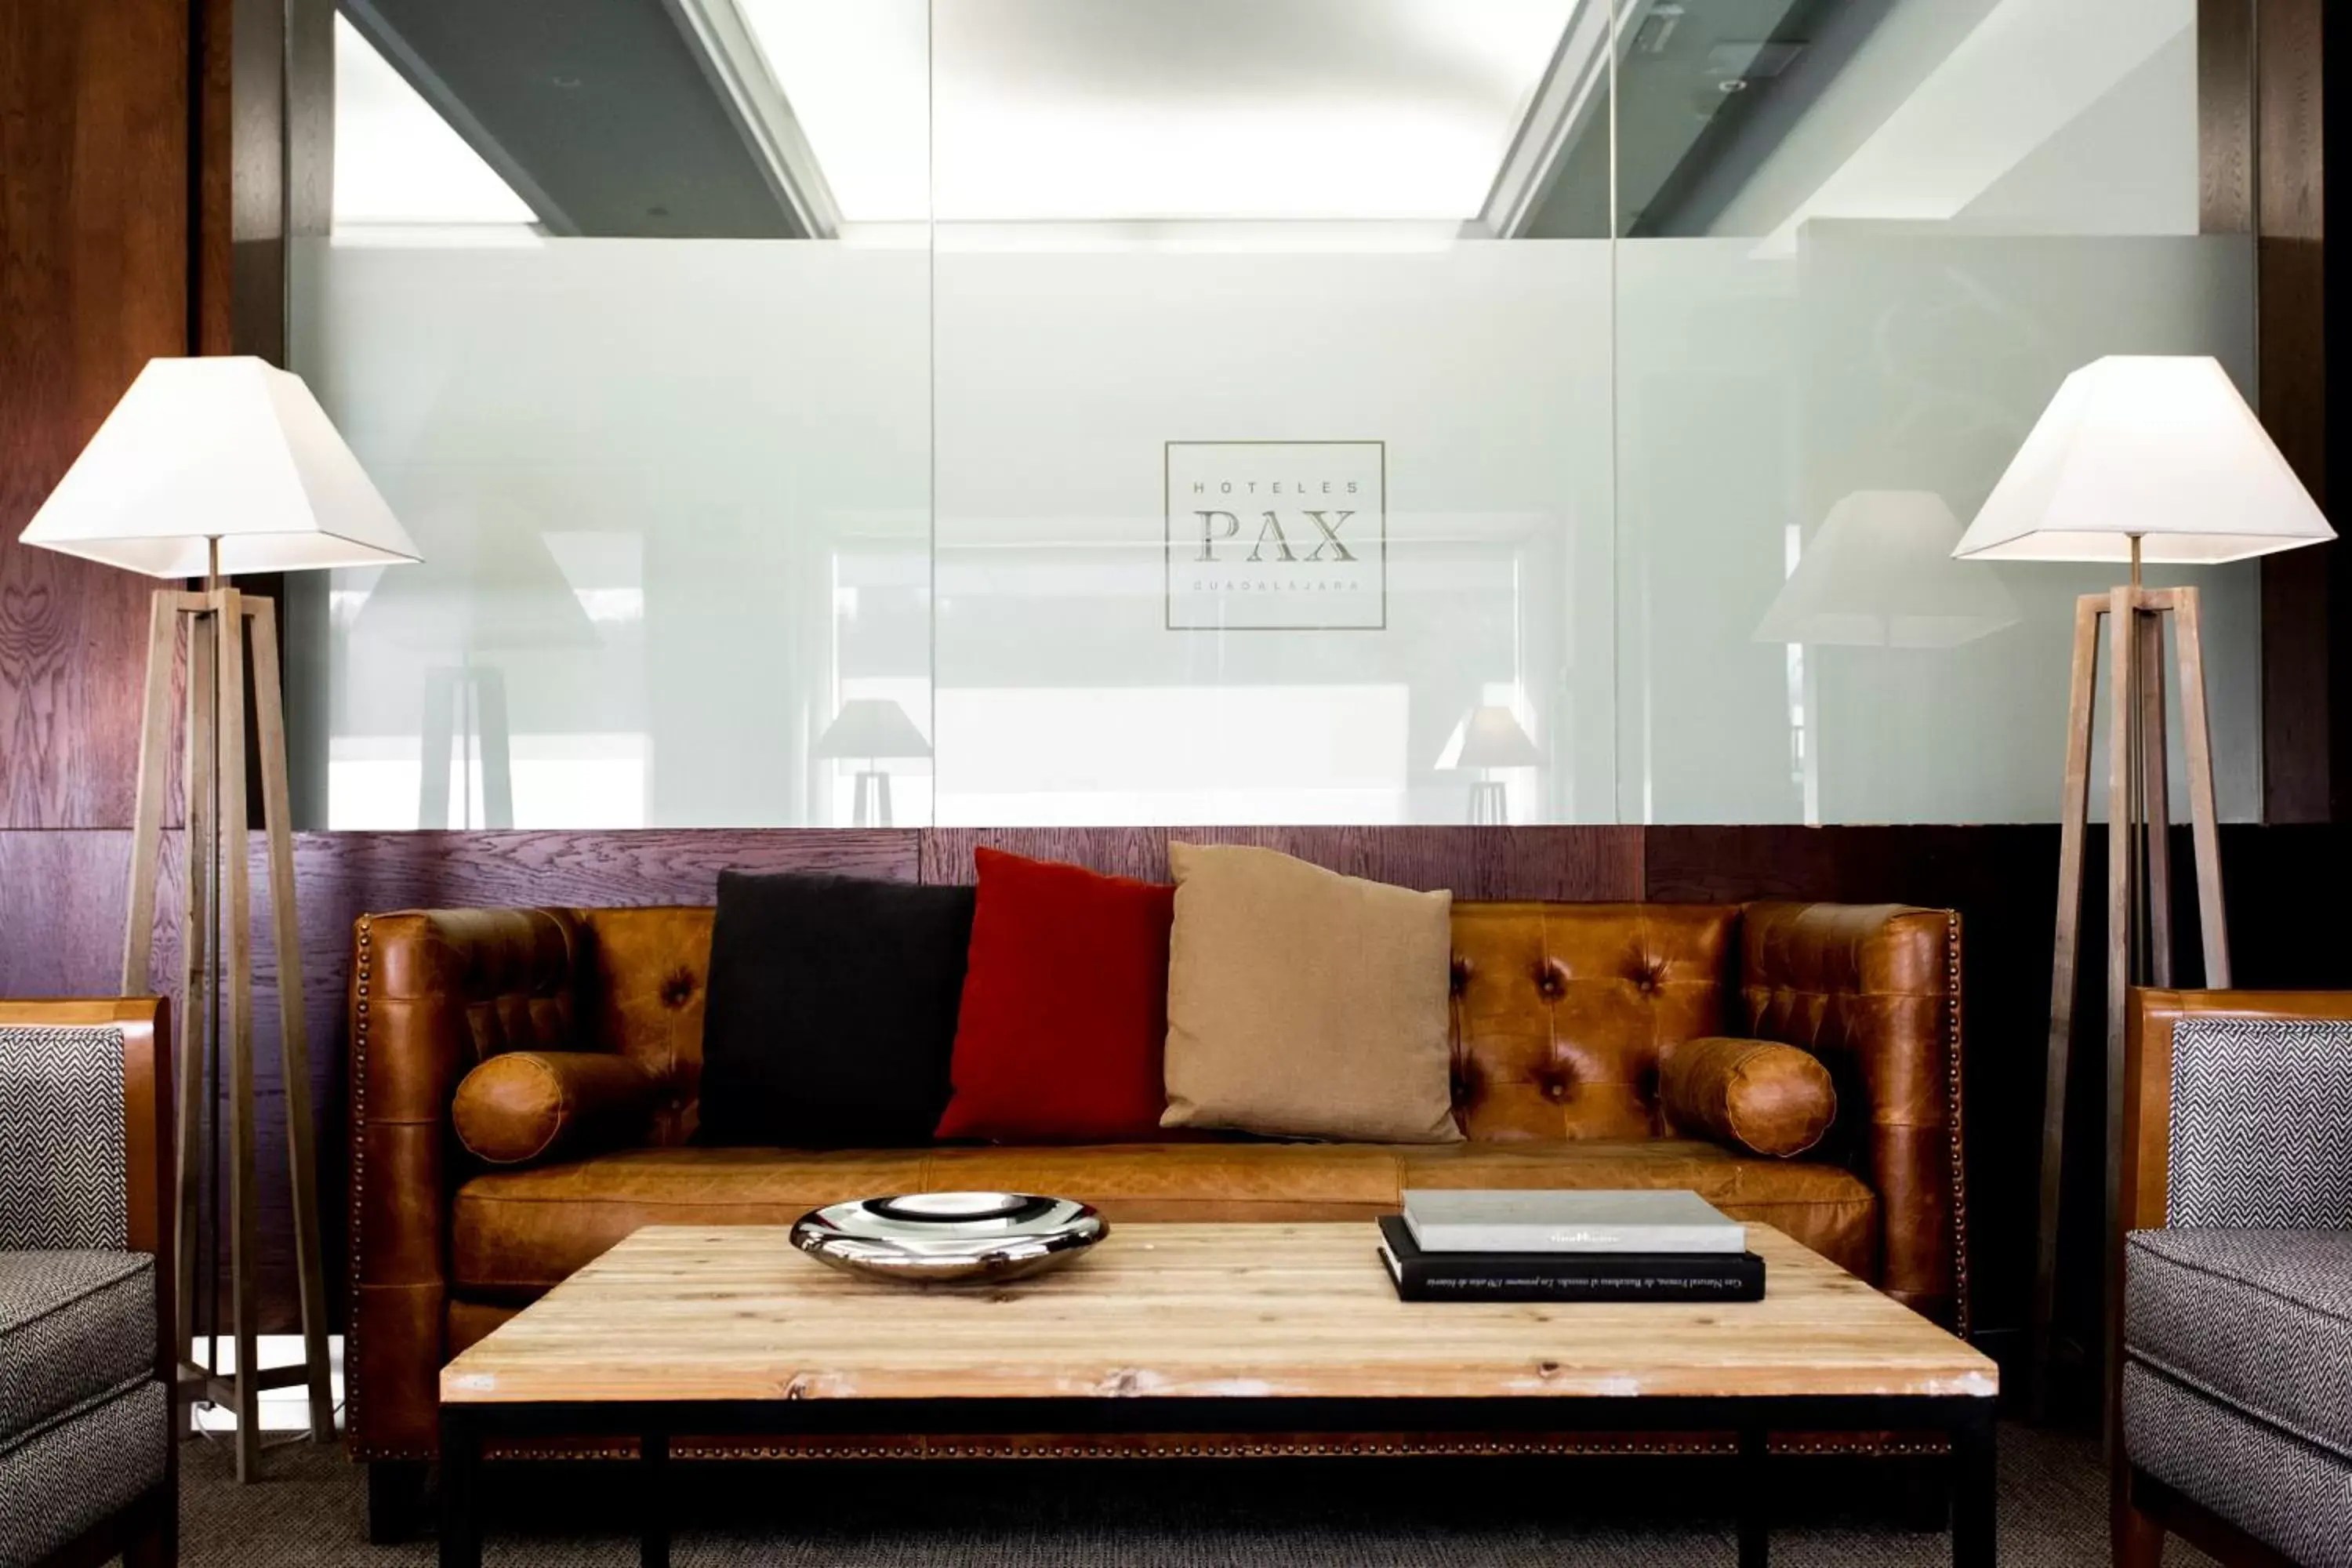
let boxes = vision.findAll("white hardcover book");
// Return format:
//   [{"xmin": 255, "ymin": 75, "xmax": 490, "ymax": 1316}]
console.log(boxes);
[{"xmin": 1399, "ymin": 1189, "xmax": 1746, "ymax": 1254}]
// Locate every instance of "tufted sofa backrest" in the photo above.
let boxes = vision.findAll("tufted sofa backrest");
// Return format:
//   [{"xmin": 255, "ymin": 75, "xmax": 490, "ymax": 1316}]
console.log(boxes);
[
  {"xmin": 1447, "ymin": 903, "xmax": 1736, "ymax": 1142},
  {"xmin": 471, "ymin": 902, "xmax": 1752, "ymax": 1145}
]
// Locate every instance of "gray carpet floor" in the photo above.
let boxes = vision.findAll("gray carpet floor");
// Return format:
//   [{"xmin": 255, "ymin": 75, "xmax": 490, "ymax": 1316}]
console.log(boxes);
[{"xmin": 180, "ymin": 1425, "xmax": 2220, "ymax": 1565}]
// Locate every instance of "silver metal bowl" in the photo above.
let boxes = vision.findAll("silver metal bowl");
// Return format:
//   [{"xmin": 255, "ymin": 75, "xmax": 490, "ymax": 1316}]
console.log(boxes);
[{"xmin": 788, "ymin": 1192, "xmax": 1108, "ymax": 1284}]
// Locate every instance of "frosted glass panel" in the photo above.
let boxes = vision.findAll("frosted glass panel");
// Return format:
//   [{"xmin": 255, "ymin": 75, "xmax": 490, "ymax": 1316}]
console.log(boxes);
[
  {"xmin": 290, "ymin": 0, "xmax": 2258, "ymax": 829},
  {"xmin": 1615, "ymin": 0, "xmax": 2256, "ymax": 824},
  {"xmin": 931, "ymin": 243, "xmax": 1613, "ymax": 826},
  {"xmin": 924, "ymin": 0, "xmax": 1610, "ymax": 827},
  {"xmin": 293, "ymin": 240, "xmax": 932, "ymax": 829}
]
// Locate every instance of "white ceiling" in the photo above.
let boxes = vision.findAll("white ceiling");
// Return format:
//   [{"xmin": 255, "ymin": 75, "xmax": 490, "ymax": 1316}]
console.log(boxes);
[
  {"xmin": 1754, "ymin": 0, "xmax": 2194, "ymax": 252},
  {"xmin": 330, "ymin": 0, "xmax": 2199, "ymax": 242},
  {"xmin": 742, "ymin": 0, "xmax": 1579, "ymax": 224},
  {"xmin": 332, "ymin": 13, "xmax": 537, "ymax": 226}
]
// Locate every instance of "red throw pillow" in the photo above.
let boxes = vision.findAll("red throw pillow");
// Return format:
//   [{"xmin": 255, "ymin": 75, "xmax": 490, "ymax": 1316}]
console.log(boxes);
[{"xmin": 935, "ymin": 848, "xmax": 1176, "ymax": 1142}]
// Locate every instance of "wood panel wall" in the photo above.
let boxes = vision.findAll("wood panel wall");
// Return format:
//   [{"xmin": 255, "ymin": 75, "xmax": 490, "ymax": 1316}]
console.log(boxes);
[
  {"xmin": 0, "ymin": 0, "xmax": 318, "ymax": 1340},
  {"xmin": 2229, "ymin": 0, "xmax": 2343, "ymax": 821},
  {"xmin": 0, "ymin": 0, "xmax": 194, "ymax": 829}
]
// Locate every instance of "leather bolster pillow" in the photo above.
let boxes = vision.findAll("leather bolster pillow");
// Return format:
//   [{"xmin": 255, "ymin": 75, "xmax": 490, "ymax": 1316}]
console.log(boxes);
[
  {"xmin": 1661, "ymin": 1036, "xmax": 1837, "ymax": 1159},
  {"xmin": 452, "ymin": 1051, "xmax": 659, "ymax": 1167}
]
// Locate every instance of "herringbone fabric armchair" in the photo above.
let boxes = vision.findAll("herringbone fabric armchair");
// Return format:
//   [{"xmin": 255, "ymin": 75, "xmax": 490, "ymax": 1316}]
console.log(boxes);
[
  {"xmin": 2115, "ymin": 989, "xmax": 2352, "ymax": 1568},
  {"xmin": 0, "ymin": 999, "xmax": 176, "ymax": 1568}
]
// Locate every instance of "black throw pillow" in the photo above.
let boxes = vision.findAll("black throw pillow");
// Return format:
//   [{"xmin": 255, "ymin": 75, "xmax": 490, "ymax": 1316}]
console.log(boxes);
[{"xmin": 698, "ymin": 870, "xmax": 977, "ymax": 1148}]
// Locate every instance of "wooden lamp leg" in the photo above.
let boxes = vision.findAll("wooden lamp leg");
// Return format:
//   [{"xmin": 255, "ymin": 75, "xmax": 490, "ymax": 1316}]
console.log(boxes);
[
  {"xmin": 2031, "ymin": 593, "xmax": 2104, "ymax": 1419},
  {"xmin": 120, "ymin": 589, "xmax": 341, "ymax": 1471},
  {"xmin": 2137, "ymin": 610, "xmax": 2172, "ymax": 992},
  {"xmin": 121, "ymin": 593, "xmax": 176, "ymax": 993},
  {"xmin": 214, "ymin": 586, "xmax": 263, "ymax": 1482},
  {"xmin": 2100, "ymin": 586, "xmax": 2140, "ymax": 1460},
  {"xmin": 2172, "ymin": 587, "xmax": 2231, "ymax": 986},
  {"xmin": 248, "ymin": 598, "xmax": 339, "ymax": 1441},
  {"xmin": 181, "ymin": 597, "xmax": 219, "ymax": 1408}
]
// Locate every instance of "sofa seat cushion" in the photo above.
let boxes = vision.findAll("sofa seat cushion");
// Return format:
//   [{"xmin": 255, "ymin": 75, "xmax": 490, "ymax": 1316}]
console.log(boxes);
[
  {"xmin": 450, "ymin": 1139, "xmax": 1878, "ymax": 1301},
  {"xmin": 0, "ymin": 1252, "xmax": 154, "ymax": 1441},
  {"xmin": 454, "ymin": 1149, "xmax": 930, "ymax": 1301},
  {"xmin": 2125, "ymin": 1228, "xmax": 2352, "ymax": 1461}
]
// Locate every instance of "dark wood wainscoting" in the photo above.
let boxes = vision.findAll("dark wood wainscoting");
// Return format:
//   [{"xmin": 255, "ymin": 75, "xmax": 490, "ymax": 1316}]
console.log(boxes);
[
  {"xmin": 5, "ymin": 818, "xmax": 2349, "ymax": 1356},
  {"xmin": 922, "ymin": 826, "xmax": 1642, "ymax": 898}
]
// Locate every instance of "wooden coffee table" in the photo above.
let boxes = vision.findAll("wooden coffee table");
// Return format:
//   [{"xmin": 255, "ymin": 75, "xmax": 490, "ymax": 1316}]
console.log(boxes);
[{"xmin": 439, "ymin": 1222, "xmax": 1998, "ymax": 1567}]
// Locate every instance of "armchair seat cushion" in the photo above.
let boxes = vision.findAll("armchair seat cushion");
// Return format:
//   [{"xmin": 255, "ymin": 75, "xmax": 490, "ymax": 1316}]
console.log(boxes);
[
  {"xmin": 0, "ymin": 1376, "xmax": 167, "ymax": 1568},
  {"xmin": 448, "ymin": 1138, "xmax": 1877, "ymax": 1302},
  {"xmin": 2125, "ymin": 1228, "xmax": 2352, "ymax": 1462},
  {"xmin": 0, "ymin": 1251, "xmax": 155, "ymax": 1442},
  {"xmin": 2122, "ymin": 1361, "xmax": 2352, "ymax": 1568}
]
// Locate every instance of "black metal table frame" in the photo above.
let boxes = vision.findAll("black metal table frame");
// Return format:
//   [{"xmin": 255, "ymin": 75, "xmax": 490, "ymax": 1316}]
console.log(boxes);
[{"xmin": 440, "ymin": 1392, "xmax": 1996, "ymax": 1568}]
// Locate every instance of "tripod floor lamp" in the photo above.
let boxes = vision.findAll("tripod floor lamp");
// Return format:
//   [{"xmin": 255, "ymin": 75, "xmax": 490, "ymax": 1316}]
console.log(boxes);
[
  {"xmin": 1949, "ymin": 356, "xmax": 2333, "ymax": 1426},
  {"xmin": 19, "ymin": 357, "xmax": 421, "ymax": 1479}
]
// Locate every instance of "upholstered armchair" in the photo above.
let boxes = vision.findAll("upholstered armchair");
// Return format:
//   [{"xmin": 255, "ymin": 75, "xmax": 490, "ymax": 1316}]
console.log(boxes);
[
  {"xmin": 0, "ymin": 999, "xmax": 176, "ymax": 1568},
  {"xmin": 2114, "ymin": 989, "xmax": 2352, "ymax": 1568}
]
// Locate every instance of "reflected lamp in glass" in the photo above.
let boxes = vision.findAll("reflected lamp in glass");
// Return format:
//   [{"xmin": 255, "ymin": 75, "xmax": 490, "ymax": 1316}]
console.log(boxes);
[
  {"xmin": 1756, "ymin": 491, "xmax": 2020, "ymax": 650},
  {"xmin": 1436, "ymin": 706, "xmax": 1544, "ymax": 825},
  {"xmin": 815, "ymin": 698, "xmax": 932, "ymax": 828}
]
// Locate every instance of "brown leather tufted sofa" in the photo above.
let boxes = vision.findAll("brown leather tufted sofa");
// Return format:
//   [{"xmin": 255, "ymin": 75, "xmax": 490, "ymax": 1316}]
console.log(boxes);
[{"xmin": 347, "ymin": 898, "xmax": 1966, "ymax": 1530}]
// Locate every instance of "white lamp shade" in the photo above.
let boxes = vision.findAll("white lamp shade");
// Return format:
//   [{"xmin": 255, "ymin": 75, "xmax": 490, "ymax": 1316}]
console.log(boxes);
[
  {"xmin": 16, "ymin": 357, "xmax": 421, "ymax": 579},
  {"xmin": 1951, "ymin": 356, "xmax": 2333, "ymax": 565},
  {"xmin": 1435, "ymin": 706, "xmax": 1544, "ymax": 770},
  {"xmin": 814, "ymin": 699, "xmax": 932, "ymax": 761},
  {"xmin": 1756, "ymin": 492, "xmax": 2021, "ymax": 649}
]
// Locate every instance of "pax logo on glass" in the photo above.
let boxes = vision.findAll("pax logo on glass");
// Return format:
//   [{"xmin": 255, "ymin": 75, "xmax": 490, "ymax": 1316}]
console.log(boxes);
[{"xmin": 1164, "ymin": 441, "xmax": 1386, "ymax": 630}]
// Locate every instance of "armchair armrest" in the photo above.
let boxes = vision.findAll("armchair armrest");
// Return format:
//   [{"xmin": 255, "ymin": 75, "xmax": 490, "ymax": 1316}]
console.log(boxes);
[
  {"xmin": 1738, "ymin": 902, "xmax": 1965, "ymax": 1331},
  {"xmin": 2123, "ymin": 989, "xmax": 2352, "ymax": 1236},
  {"xmin": 348, "ymin": 909, "xmax": 580, "ymax": 1459}
]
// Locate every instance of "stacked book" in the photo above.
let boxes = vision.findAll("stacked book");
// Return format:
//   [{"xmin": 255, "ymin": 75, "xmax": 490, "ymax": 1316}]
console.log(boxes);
[{"xmin": 1377, "ymin": 1189, "xmax": 1766, "ymax": 1303}]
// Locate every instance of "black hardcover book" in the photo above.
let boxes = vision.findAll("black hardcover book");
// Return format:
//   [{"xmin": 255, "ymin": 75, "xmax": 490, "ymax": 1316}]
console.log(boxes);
[{"xmin": 1375, "ymin": 1215, "xmax": 1766, "ymax": 1303}]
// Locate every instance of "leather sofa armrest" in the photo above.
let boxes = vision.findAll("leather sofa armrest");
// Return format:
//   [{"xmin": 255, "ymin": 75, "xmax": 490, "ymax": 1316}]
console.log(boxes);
[
  {"xmin": 452, "ymin": 1050, "xmax": 658, "ymax": 1167},
  {"xmin": 1738, "ymin": 901, "xmax": 1965, "ymax": 1332},
  {"xmin": 348, "ymin": 907, "xmax": 581, "ymax": 1459}
]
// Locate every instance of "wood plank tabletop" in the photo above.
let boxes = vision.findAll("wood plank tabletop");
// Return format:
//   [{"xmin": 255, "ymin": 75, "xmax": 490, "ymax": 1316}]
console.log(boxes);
[{"xmin": 441, "ymin": 1223, "xmax": 1998, "ymax": 1406}]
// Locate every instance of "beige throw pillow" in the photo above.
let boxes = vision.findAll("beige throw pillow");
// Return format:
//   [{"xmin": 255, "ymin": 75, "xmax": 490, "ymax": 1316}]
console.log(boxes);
[{"xmin": 1161, "ymin": 843, "xmax": 1462, "ymax": 1143}]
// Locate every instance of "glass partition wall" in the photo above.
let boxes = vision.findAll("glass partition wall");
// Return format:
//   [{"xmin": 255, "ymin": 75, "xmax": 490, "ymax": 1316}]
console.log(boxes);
[{"xmin": 291, "ymin": 0, "xmax": 2252, "ymax": 829}]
